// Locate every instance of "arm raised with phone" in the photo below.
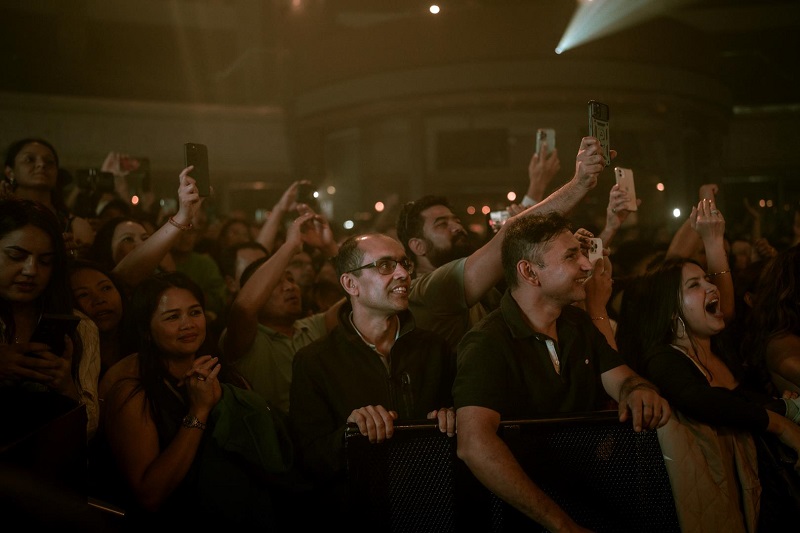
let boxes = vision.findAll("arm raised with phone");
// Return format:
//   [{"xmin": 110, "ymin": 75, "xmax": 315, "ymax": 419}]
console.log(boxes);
[{"xmin": 110, "ymin": 165, "xmax": 204, "ymax": 289}]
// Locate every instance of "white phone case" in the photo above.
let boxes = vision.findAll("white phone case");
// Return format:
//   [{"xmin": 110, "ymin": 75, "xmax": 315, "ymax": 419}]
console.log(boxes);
[
  {"xmin": 536, "ymin": 128, "xmax": 556, "ymax": 155},
  {"xmin": 588, "ymin": 237, "xmax": 603, "ymax": 265}
]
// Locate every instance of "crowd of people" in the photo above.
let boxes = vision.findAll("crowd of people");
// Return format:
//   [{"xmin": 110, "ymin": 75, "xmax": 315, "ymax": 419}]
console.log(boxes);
[{"xmin": 2, "ymin": 133, "xmax": 800, "ymax": 531}]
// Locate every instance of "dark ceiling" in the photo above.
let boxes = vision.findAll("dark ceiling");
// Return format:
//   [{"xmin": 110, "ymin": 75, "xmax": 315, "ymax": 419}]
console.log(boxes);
[{"xmin": 0, "ymin": 0, "xmax": 797, "ymax": 109}]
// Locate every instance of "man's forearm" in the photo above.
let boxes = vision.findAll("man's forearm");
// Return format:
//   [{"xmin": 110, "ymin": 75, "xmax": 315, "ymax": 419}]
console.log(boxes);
[
  {"xmin": 527, "ymin": 176, "xmax": 594, "ymax": 217},
  {"xmin": 462, "ymin": 435, "xmax": 577, "ymax": 531},
  {"xmin": 617, "ymin": 375, "xmax": 659, "ymax": 404}
]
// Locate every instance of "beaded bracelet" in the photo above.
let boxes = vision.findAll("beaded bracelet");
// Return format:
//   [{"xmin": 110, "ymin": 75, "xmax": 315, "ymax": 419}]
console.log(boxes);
[
  {"xmin": 591, "ymin": 316, "xmax": 607, "ymax": 321},
  {"xmin": 168, "ymin": 217, "xmax": 193, "ymax": 231},
  {"xmin": 706, "ymin": 270, "xmax": 730, "ymax": 278}
]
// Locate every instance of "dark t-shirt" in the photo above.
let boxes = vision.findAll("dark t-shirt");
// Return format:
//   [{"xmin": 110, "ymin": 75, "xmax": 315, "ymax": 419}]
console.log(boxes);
[{"xmin": 453, "ymin": 290, "xmax": 623, "ymax": 418}]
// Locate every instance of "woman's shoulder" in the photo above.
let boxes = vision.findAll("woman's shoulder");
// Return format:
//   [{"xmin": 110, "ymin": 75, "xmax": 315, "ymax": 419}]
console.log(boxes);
[{"xmin": 99, "ymin": 353, "xmax": 140, "ymax": 398}]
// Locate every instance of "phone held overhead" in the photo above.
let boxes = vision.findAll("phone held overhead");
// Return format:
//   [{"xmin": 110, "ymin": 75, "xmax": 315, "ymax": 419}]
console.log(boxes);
[
  {"xmin": 614, "ymin": 167, "xmax": 638, "ymax": 212},
  {"xmin": 183, "ymin": 142, "xmax": 211, "ymax": 197},
  {"xmin": 588, "ymin": 101, "xmax": 610, "ymax": 167},
  {"xmin": 536, "ymin": 128, "xmax": 556, "ymax": 155}
]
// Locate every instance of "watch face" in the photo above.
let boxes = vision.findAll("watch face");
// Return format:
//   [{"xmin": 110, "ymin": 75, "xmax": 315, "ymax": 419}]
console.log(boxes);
[{"xmin": 182, "ymin": 415, "xmax": 205, "ymax": 430}]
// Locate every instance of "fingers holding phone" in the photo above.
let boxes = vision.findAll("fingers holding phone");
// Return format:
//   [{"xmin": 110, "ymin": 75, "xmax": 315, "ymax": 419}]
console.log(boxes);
[
  {"xmin": 20, "ymin": 335, "xmax": 76, "ymax": 394},
  {"xmin": 177, "ymin": 166, "xmax": 204, "ymax": 221}
]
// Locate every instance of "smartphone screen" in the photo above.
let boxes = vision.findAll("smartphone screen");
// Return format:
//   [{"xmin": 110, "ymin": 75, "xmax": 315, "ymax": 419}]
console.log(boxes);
[
  {"xmin": 588, "ymin": 101, "xmax": 610, "ymax": 167},
  {"xmin": 488, "ymin": 210, "xmax": 510, "ymax": 234},
  {"xmin": 29, "ymin": 313, "xmax": 81, "ymax": 356},
  {"xmin": 536, "ymin": 128, "xmax": 556, "ymax": 155},
  {"xmin": 614, "ymin": 167, "xmax": 638, "ymax": 212},
  {"xmin": 183, "ymin": 142, "xmax": 211, "ymax": 197}
]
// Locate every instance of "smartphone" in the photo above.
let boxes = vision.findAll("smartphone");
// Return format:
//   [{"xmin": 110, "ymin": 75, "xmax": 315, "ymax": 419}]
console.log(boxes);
[
  {"xmin": 29, "ymin": 313, "xmax": 81, "ymax": 356},
  {"xmin": 588, "ymin": 100, "xmax": 611, "ymax": 167},
  {"xmin": 614, "ymin": 167, "xmax": 638, "ymax": 212},
  {"xmin": 588, "ymin": 237, "xmax": 603, "ymax": 265},
  {"xmin": 296, "ymin": 183, "xmax": 318, "ymax": 207},
  {"xmin": 536, "ymin": 128, "xmax": 556, "ymax": 155},
  {"xmin": 183, "ymin": 142, "xmax": 211, "ymax": 197},
  {"xmin": 488, "ymin": 210, "xmax": 510, "ymax": 234}
]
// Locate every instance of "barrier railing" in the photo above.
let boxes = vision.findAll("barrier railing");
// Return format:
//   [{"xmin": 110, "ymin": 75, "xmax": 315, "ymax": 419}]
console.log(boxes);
[{"xmin": 345, "ymin": 410, "xmax": 680, "ymax": 533}]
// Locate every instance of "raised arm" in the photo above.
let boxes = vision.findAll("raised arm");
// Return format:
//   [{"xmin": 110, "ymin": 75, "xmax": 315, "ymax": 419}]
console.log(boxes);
[
  {"xmin": 111, "ymin": 166, "xmax": 202, "ymax": 288},
  {"xmin": 223, "ymin": 212, "xmax": 315, "ymax": 362},
  {"xmin": 584, "ymin": 255, "xmax": 616, "ymax": 348},
  {"xmin": 461, "ymin": 136, "xmax": 607, "ymax": 306},
  {"xmin": 598, "ymin": 183, "xmax": 638, "ymax": 246},
  {"xmin": 523, "ymin": 138, "xmax": 561, "ymax": 206},
  {"xmin": 666, "ymin": 184, "xmax": 717, "ymax": 261},
  {"xmin": 693, "ymin": 197, "xmax": 735, "ymax": 322},
  {"xmin": 255, "ymin": 180, "xmax": 310, "ymax": 254},
  {"xmin": 296, "ymin": 203, "xmax": 339, "ymax": 259}
]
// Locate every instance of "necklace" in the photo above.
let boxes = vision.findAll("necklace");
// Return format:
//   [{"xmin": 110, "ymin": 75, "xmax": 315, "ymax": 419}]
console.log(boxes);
[{"xmin": 670, "ymin": 343, "xmax": 711, "ymax": 381}]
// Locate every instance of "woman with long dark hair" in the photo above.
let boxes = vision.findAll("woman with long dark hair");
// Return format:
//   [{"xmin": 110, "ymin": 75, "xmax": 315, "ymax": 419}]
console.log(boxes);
[
  {"xmin": 97, "ymin": 271, "xmax": 291, "ymax": 528},
  {"xmin": 0, "ymin": 197, "xmax": 100, "ymax": 438}
]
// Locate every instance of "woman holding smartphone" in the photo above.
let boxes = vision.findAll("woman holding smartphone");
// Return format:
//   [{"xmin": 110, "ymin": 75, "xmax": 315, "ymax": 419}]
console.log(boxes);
[{"xmin": 0, "ymin": 197, "xmax": 101, "ymax": 439}]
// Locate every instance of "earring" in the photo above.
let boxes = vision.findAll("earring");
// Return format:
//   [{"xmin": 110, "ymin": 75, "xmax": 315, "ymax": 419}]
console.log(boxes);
[{"xmin": 673, "ymin": 317, "xmax": 686, "ymax": 339}]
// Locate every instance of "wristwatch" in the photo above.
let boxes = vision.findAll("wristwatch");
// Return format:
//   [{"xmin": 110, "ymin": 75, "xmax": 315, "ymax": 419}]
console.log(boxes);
[{"xmin": 181, "ymin": 415, "xmax": 206, "ymax": 431}]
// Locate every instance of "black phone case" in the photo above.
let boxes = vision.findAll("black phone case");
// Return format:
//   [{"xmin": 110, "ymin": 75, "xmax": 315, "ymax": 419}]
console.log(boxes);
[
  {"xmin": 29, "ymin": 313, "xmax": 81, "ymax": 356},
  {"xmin": 184, "ymin": 142, "xmax": 211, "ymax": 197}
]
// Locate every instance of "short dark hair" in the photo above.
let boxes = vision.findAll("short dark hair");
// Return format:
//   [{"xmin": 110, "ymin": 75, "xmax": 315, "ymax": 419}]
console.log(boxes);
[
  {"xmin": 218, "ymin": 241, "xmax": 269, "ymax": 279},
  {"xmin": 332, "ymin": 235, "xmax": 368, "ymax": 277},
  {"xmin": 395, "ymin": 195, "xmax": 451, "ymax": 261},
  {"xmin": 501, "ymin": 213, "xmax": 573, "ymax": 289}
]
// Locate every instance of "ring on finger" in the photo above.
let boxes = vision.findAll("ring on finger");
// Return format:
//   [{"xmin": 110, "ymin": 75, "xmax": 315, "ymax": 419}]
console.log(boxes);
[
  {"xmin": 196, "ymin": 375, "xmax": 206, "ymax": 381},
  {"xmin": 611, "ymin": 208, "xmax": 616, "ymax": 214},
  {"xmin": 710, "ymin": 209, "xmax": 719, "ymax": 215}
]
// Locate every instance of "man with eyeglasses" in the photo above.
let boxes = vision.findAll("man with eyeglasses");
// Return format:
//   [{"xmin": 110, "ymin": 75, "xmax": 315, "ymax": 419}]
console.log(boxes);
[
  {"xmin": 289, "ymin": 232, "xmax": 456, "ymax": 523},
  {"xmin": 396, "ymin": 137, "xmax": 605, "ymax": 350}
]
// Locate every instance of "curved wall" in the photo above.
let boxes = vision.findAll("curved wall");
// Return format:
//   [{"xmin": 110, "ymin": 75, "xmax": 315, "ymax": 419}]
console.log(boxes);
[{"xmin": 287, "ymin": 3, "xmax": 731, "ymax": 235}]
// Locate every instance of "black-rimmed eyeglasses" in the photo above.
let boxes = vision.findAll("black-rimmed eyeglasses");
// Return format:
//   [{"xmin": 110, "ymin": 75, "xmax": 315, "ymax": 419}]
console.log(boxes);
[{"xmin": 345, "ymin": 258, "xmax": 415, "ymax": 275}]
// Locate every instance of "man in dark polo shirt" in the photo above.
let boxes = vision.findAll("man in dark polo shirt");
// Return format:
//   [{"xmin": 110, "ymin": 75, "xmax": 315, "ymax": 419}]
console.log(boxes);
[{"xmin": 452, "ymin": 212, "xmax": 671, "ymax": 532}]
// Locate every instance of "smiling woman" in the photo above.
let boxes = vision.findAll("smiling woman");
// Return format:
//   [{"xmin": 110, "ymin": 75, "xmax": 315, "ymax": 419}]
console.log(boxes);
[{"xmin": 93, "ymin": 271, "xmax": 294, "ymax": 528}]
